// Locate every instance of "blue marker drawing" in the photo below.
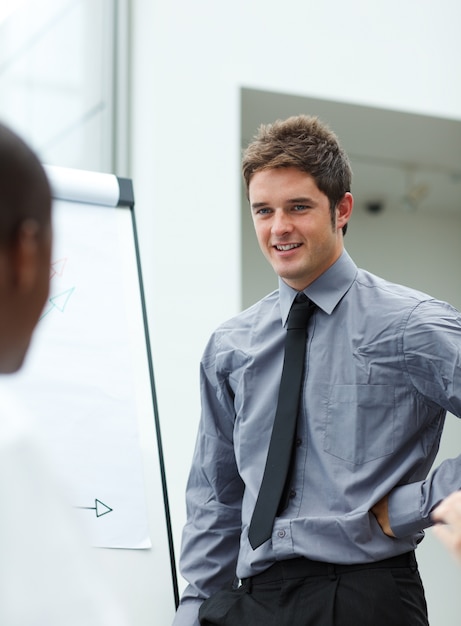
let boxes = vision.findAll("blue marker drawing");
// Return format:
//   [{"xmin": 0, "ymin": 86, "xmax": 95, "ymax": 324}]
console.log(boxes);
[
  {"xmin": 76, "ymin": 499, "xmax": 113, "ymax": 518},
  {"xmin": 41, "ymin": 287, "xmax": 75, "ymax": 319}
]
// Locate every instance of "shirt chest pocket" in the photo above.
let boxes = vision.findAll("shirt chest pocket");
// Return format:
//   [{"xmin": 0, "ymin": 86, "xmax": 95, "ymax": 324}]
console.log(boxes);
[{"xmin": 323, "ymin": 384, "xmax": 395, "ymax": 465}]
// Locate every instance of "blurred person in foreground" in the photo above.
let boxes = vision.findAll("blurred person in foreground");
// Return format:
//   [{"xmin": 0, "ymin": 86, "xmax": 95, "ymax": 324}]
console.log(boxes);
[{"xmin": 0, "ymin": 121, "xmax": 127, "ymax": 625}]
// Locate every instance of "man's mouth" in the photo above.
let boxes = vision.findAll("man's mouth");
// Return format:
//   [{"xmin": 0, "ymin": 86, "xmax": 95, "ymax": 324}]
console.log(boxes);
[{"xmin": 274, "ymin": 243, "xmax": 301, "ymax": 251}]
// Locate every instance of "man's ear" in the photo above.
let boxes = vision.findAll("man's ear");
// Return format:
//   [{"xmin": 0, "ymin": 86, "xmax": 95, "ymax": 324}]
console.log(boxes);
[
  {"xmin": 336, "ymin": 192, "xmax": 353, "ymax": 232},
  {"xmin": 13, "ymin": 219, "xmax": 41, "ymax": 292}
]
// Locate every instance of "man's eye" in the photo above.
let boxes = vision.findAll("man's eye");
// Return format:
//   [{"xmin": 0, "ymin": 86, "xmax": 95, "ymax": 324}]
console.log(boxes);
[
  {"xmin": 293, "ymin": 205, "xmax": 308, "ymax": 211},
  {"xmin": 256, "ymin": 208, "xmax": 271, "ymax": 215}
]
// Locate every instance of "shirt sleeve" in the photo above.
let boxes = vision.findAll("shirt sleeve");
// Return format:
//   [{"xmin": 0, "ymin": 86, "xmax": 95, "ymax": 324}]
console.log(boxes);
[
  {"xmin": 388, "ymin": 299, "xmax": 461, "ymax": 537},
  {"xmin": 173, "ymin": 336, "xmax": 244, "ymax": 624},
  {"xmin": 172, "ymin": 600, "xmax": 202, "ymax": 626}
]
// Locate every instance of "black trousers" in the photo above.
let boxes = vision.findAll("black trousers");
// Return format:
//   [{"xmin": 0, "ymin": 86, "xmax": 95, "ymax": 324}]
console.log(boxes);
[{"xmin": 198, "ymin": 552, "xmax": 429, "ymax": 626}]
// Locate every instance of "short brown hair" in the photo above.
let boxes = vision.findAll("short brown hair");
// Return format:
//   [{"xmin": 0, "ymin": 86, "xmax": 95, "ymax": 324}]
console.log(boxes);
[{"xmin": 242, "ymin": 114, "xmax": 352, "ymax": 234}]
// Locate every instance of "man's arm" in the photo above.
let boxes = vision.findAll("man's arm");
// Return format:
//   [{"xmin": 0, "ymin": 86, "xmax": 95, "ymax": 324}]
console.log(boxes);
[
  {"xmin": 373, "ymin": 301, "xmax": 461, "ymax": 539},
  {"xmin": 173, "ymin": 352, "xmax": 244, "ymax": 626}
]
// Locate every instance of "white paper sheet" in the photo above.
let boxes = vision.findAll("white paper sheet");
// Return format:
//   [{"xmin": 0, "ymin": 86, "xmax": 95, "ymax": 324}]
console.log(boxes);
[{"xmin": 8, "ymin": 199, "xmax": 152, "ymax": 549}]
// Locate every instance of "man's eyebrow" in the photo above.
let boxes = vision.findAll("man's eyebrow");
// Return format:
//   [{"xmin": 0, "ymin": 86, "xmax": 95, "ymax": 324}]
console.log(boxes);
[
  {"xmin": 287, "ymin": 197, "xmax": 315, "ymax": 204},
  {"xmin": 251, "ymin": 202, "xmax": 269, "ymax": 211}
]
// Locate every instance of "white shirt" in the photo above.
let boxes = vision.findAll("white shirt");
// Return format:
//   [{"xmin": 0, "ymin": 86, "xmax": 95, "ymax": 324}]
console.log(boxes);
[{"xmin": 0, "ymin": 383, "xmax": 128, "ymax": 626}]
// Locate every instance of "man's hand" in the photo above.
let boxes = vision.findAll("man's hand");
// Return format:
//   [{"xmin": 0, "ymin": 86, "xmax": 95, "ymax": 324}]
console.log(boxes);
[
  {"xmin": 432, "ymin": 491, "xmax": 461, "ymax": 563},
  {"xmin": 371, "ymin": 495, "xmax": 396, "ymax": 538}
]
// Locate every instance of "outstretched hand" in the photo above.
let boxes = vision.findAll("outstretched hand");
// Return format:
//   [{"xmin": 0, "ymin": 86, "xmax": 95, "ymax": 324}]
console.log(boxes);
[{"xmin": 432, "ymin": 491, "xmax": 461, "ymax": 563}]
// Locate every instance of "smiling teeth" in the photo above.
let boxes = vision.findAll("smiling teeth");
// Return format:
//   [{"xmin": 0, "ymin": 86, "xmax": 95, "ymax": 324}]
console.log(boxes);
[{"xmin": 276, "ymin": 244, "xmax": 300, "ymax": 251}]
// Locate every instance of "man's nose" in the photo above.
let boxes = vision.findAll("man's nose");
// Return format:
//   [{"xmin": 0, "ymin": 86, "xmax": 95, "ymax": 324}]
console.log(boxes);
[{"xmin": 271, "ymin": 210, "xmax": 292, "ymax": 236}]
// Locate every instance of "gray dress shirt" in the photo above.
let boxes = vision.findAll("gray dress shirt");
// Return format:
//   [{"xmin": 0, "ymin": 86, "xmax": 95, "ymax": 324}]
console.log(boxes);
[{"xmin": 173, "ymin": 250, "xmax": 461, "ymax": 626}]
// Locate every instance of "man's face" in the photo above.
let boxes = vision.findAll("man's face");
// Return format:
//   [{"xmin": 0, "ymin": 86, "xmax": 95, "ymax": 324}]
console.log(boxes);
[
  {"xmin": 0, "ymin": 220, "xmax": 51, "ymax": 374},
  {"xmin": 249, "ymin": 167, "xmax": 352, "ymax": 291},
  {"xmin": 19, "ymin": 222, "xmax": 52, "ymax": 368}
]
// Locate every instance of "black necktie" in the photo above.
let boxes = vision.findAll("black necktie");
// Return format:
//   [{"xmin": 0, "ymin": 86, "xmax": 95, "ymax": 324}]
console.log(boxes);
[{"xmin": 248, "ymin": 293, "xmax": 315, "ymax": 550}]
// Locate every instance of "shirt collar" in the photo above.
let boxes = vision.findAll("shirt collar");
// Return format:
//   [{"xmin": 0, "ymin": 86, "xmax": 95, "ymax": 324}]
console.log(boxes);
[{"xmin": 278, "ymin": 249, "xmax": 358, "ymax": 325}]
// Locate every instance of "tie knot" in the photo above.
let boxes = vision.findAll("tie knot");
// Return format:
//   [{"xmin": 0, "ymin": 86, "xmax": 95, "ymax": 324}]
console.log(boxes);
[
  {"xmin": 295, "ymin": 292, "xmax": 308, "ymax": 304},
  {"xmin": 287, "ymin": 293, "xmax": 315, "ymax": 330}
]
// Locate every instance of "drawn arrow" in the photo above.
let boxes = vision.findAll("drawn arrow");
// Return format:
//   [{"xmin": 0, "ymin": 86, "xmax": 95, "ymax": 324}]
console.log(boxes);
[
  {"xmin": 76, "ymin": 499, "xmax": 113, "ymax": 518},
  {"xmin": 49, "ymin": 287, "xmax": 75, "ymax": 312},
  {"xmin": 50, "ymin": 258, "xmax": 67, "ymax": 280},
  {"xmin": 40, "ymin": 287, "xmax": 75, "ymax": 319}
]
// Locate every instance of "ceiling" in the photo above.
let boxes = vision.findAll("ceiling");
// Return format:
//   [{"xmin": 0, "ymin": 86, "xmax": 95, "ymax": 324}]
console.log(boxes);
[{"xmin": 241, "ymin": 88, "xmax": 461, "ymax": 216}]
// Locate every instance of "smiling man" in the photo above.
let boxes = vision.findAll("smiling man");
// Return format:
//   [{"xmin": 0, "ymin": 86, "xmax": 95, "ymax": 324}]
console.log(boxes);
[{"xmin": 173, "ymin": 115, "xmax": 461, "ymax": 626}]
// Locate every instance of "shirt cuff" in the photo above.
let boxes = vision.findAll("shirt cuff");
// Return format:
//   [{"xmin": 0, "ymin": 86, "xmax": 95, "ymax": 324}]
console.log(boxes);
[
  {"xmin": 172, "ymin": 599, "xmax": 202, "ymax": 626},
  {"xmin": 388, "ymin": 482, "xmax": 433, "ymax": 538}
]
